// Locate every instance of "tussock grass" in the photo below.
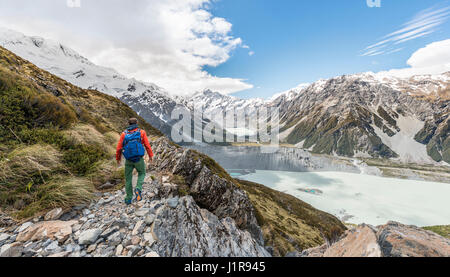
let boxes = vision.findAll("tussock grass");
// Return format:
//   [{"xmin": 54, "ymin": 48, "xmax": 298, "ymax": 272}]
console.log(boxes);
[
  {"xmin": 0, "ymin": 144, "xmax": 64, "ymax": 188},
  {"xmin": 63, "ymin": 124, "xmax": 106, "ymax": 148},
  {"xmin": 17, "ymin": 176, "xmax": 93, "ymax": 219},
  {"xmin": 0, "ymin": 144, "xmax": 92, "ymax": 218}
]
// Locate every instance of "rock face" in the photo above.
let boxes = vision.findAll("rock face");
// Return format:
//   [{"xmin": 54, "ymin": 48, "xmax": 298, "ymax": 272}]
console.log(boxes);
[
  {"xmin": 301, "ymin": 222, "xmax": 450, "ymax": 257},
  {"xmin": 152, "ymin": 196, "xmax": 269, "ymax": 257},
  {"xmin": 377, "ymin": 221, "xmax": 450, "ymax": 257},
  {"xmin": 151, "ymin": 137, "xmax": 264, "ymax": 244}
]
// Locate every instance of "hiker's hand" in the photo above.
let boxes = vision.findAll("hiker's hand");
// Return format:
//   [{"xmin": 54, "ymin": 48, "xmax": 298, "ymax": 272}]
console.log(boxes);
[
  {"xmin": 117, "ymin": 160, "xmax": 121, "ymax": 166},
  {"xmin": 148, "ymin": 156, "xmax": 153, "ymax": 164}
]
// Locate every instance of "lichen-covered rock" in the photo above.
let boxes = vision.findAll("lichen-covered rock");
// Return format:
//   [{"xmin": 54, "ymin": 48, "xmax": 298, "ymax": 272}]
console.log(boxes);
[
  {"xmin": 377, "ymin": 221, "xmax": 450, "ymax": 257},
  {"xmin": 151, "ymin": 196, "xmax": 270, "ymax": 257}
]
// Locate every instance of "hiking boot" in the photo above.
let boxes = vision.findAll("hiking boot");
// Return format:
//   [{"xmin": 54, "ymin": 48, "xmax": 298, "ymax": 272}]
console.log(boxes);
[
  {"xmin": 135, "ymin": 189, "xmax": 143, "ymax": 202},
  {"xmin": 125, "ymin": 199, "xmax": 132, "ymax": 205}
]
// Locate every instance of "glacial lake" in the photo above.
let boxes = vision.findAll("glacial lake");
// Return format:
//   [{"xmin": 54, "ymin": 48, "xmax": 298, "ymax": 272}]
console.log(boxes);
[
  {"xmin": 187, "ymin": 144, "xmax": 450, "ymax": 227},
  {"xmin": 237, "ymin": 170, "xmax": 450, "ymax": 227}
]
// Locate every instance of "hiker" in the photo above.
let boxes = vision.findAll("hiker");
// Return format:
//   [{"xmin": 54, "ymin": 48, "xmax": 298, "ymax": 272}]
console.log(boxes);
[{"xmin": 116, "ymin": 118, "xmax": 154, "ymax": 205}]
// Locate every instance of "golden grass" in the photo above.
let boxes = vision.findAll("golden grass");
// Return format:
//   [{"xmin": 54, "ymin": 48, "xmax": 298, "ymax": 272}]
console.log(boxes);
[
  {"xmin": 16, "ymin": 176, "xmax": 93, "ymax": 219},
  {"xmin": 0, "ymin": 144, "xmax": 64, "ymax": 186},
  {"xmin": 63, "ymin": 124, "xmax": 117, "ymax": 157}
]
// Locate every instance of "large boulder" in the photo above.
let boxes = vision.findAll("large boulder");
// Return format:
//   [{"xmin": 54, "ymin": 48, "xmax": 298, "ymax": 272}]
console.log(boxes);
[
  {"xmin": 377, "ymin": 221, "xmax": 450, "ymax": 257},
  {"xmin": 151, "ymin": 196, "xmax": 270, "ymax": 257}
]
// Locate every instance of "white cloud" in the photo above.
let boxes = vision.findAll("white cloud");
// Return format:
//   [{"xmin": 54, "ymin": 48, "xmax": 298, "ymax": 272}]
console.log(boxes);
[
  {"xmin": 0, "ymin": 0, "xmax": 253, "ymax": 96},
  {"xmin": 378, "ymin": 39, "xmax": 450, "ymax": 77},
  {"xmin": 248, "ymin": 51, "xmax": 255, "ymax": 56},
  {"xmin": 361, "ymin": 4, "xmax": 450, "ymax": 57}
]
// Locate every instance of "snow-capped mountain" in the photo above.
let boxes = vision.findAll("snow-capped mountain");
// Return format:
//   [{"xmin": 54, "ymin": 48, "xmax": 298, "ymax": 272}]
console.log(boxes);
[
  {"xmin": 1, "ymin": 27, "xmax": 448, "ymax": 164},
  {"xmin": 274, "ymin": 73, "xmax": 449, "ymax": 164},
  {"xmin": 191, "ymin": 73, "xmax": 449, "ymax": 164},
  {"xmin": 189, "ymin": 89, "xmax": 266, "ymax": 118},
  {"xmin": 269, "ymin": 83, "xmax": 310, "ymax": 102},
  {"xmin": 0, "ymin": 27, "xmax": 186, "ymax": 137}
]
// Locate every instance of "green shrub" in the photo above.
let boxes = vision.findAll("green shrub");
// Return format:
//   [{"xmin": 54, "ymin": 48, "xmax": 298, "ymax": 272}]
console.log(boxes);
[
  {"xmin": 63, "ymin": 144, "xmax": 106, "ymax": 175},
  {"xmin": 24, "ymin": 93, "xmax": 77, "ymax": 129},
  {"xmin": 0, "ymin": 69, "xmax": 77, "ymax": 145}
]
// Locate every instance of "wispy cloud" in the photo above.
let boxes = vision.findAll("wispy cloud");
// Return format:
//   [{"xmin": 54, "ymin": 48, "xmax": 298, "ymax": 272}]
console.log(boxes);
[{"xmin": 361, "ymin": 4, "xmax": 450, "ymax": 57}]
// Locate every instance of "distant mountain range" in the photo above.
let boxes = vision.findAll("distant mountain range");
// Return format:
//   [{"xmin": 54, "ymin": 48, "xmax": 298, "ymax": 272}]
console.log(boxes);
[{"xmin": 1, "ymin": 27, "xmax": 448, "ymax": 164}]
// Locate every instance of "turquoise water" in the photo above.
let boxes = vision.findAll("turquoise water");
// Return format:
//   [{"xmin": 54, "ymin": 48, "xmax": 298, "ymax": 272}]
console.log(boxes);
[{"xmin": 239, "ymin": 170, "xmax": 450, "ymax": 226}]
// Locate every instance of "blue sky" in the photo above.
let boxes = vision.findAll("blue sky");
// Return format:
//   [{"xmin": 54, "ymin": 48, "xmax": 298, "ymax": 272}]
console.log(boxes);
[
  {"xmin": 1, "ymin": 0, "xmax": 449, "ymax": 98},
  {"xmin": 205, "ymin": 0, "xmax": 450, "ymax": 99}
]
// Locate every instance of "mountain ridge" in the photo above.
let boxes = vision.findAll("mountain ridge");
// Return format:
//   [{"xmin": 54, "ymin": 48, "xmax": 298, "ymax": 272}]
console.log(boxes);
[{"xmin": 1, "ymin": 27, "xmax": 448, "ymax": 165}]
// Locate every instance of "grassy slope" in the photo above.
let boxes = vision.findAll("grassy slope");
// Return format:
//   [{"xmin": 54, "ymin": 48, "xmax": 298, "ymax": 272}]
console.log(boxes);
[
  {"xmin": 0, "ymin": 46, "xmax": 162, "ymax": 218},
  {"xmin": 423, "ymin": 225, "xmax": 450, "ymax": 239},
  {"xmin": 238, "ymin": 179, "xmax": 346, "ymax": 256}
]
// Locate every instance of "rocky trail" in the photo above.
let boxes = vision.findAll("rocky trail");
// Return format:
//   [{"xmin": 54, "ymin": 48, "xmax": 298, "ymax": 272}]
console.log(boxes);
[
  {"xmin": 1, "ymin": 171, "xmax": 449, "ymax": 257},
  {"xmin": 0, "ymin": 172, "xmax": 269, "ymax": 257}
]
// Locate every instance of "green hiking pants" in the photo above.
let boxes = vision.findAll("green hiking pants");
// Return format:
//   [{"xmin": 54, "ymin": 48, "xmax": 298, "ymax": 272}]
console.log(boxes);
[{"xmin": 125, "ymin": 158, "xmax": 146, "ymax": 201}]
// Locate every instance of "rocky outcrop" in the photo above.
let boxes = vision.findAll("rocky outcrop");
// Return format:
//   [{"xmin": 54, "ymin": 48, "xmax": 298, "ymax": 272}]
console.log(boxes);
[
  {"xmin": 377, "ymin": 221, "xmax": 450, "ymax": 257},
  {"xmin": 151, "ymin": 196, "xmax": 269, "ymax": 257},
  {"xmin": 151, "ymin": 137, "xmax": 264, "ymax": 244},
  {"xmin": 301, "ymin": 222, "xmax": 450, "ymax": 257},
  {"xmin": 322, "ymin": 225, "xmax": 381, "ymax": 257},
  {"xmin": 0, "ymin": 176, "xmax": 268, "ymax": 257}
]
